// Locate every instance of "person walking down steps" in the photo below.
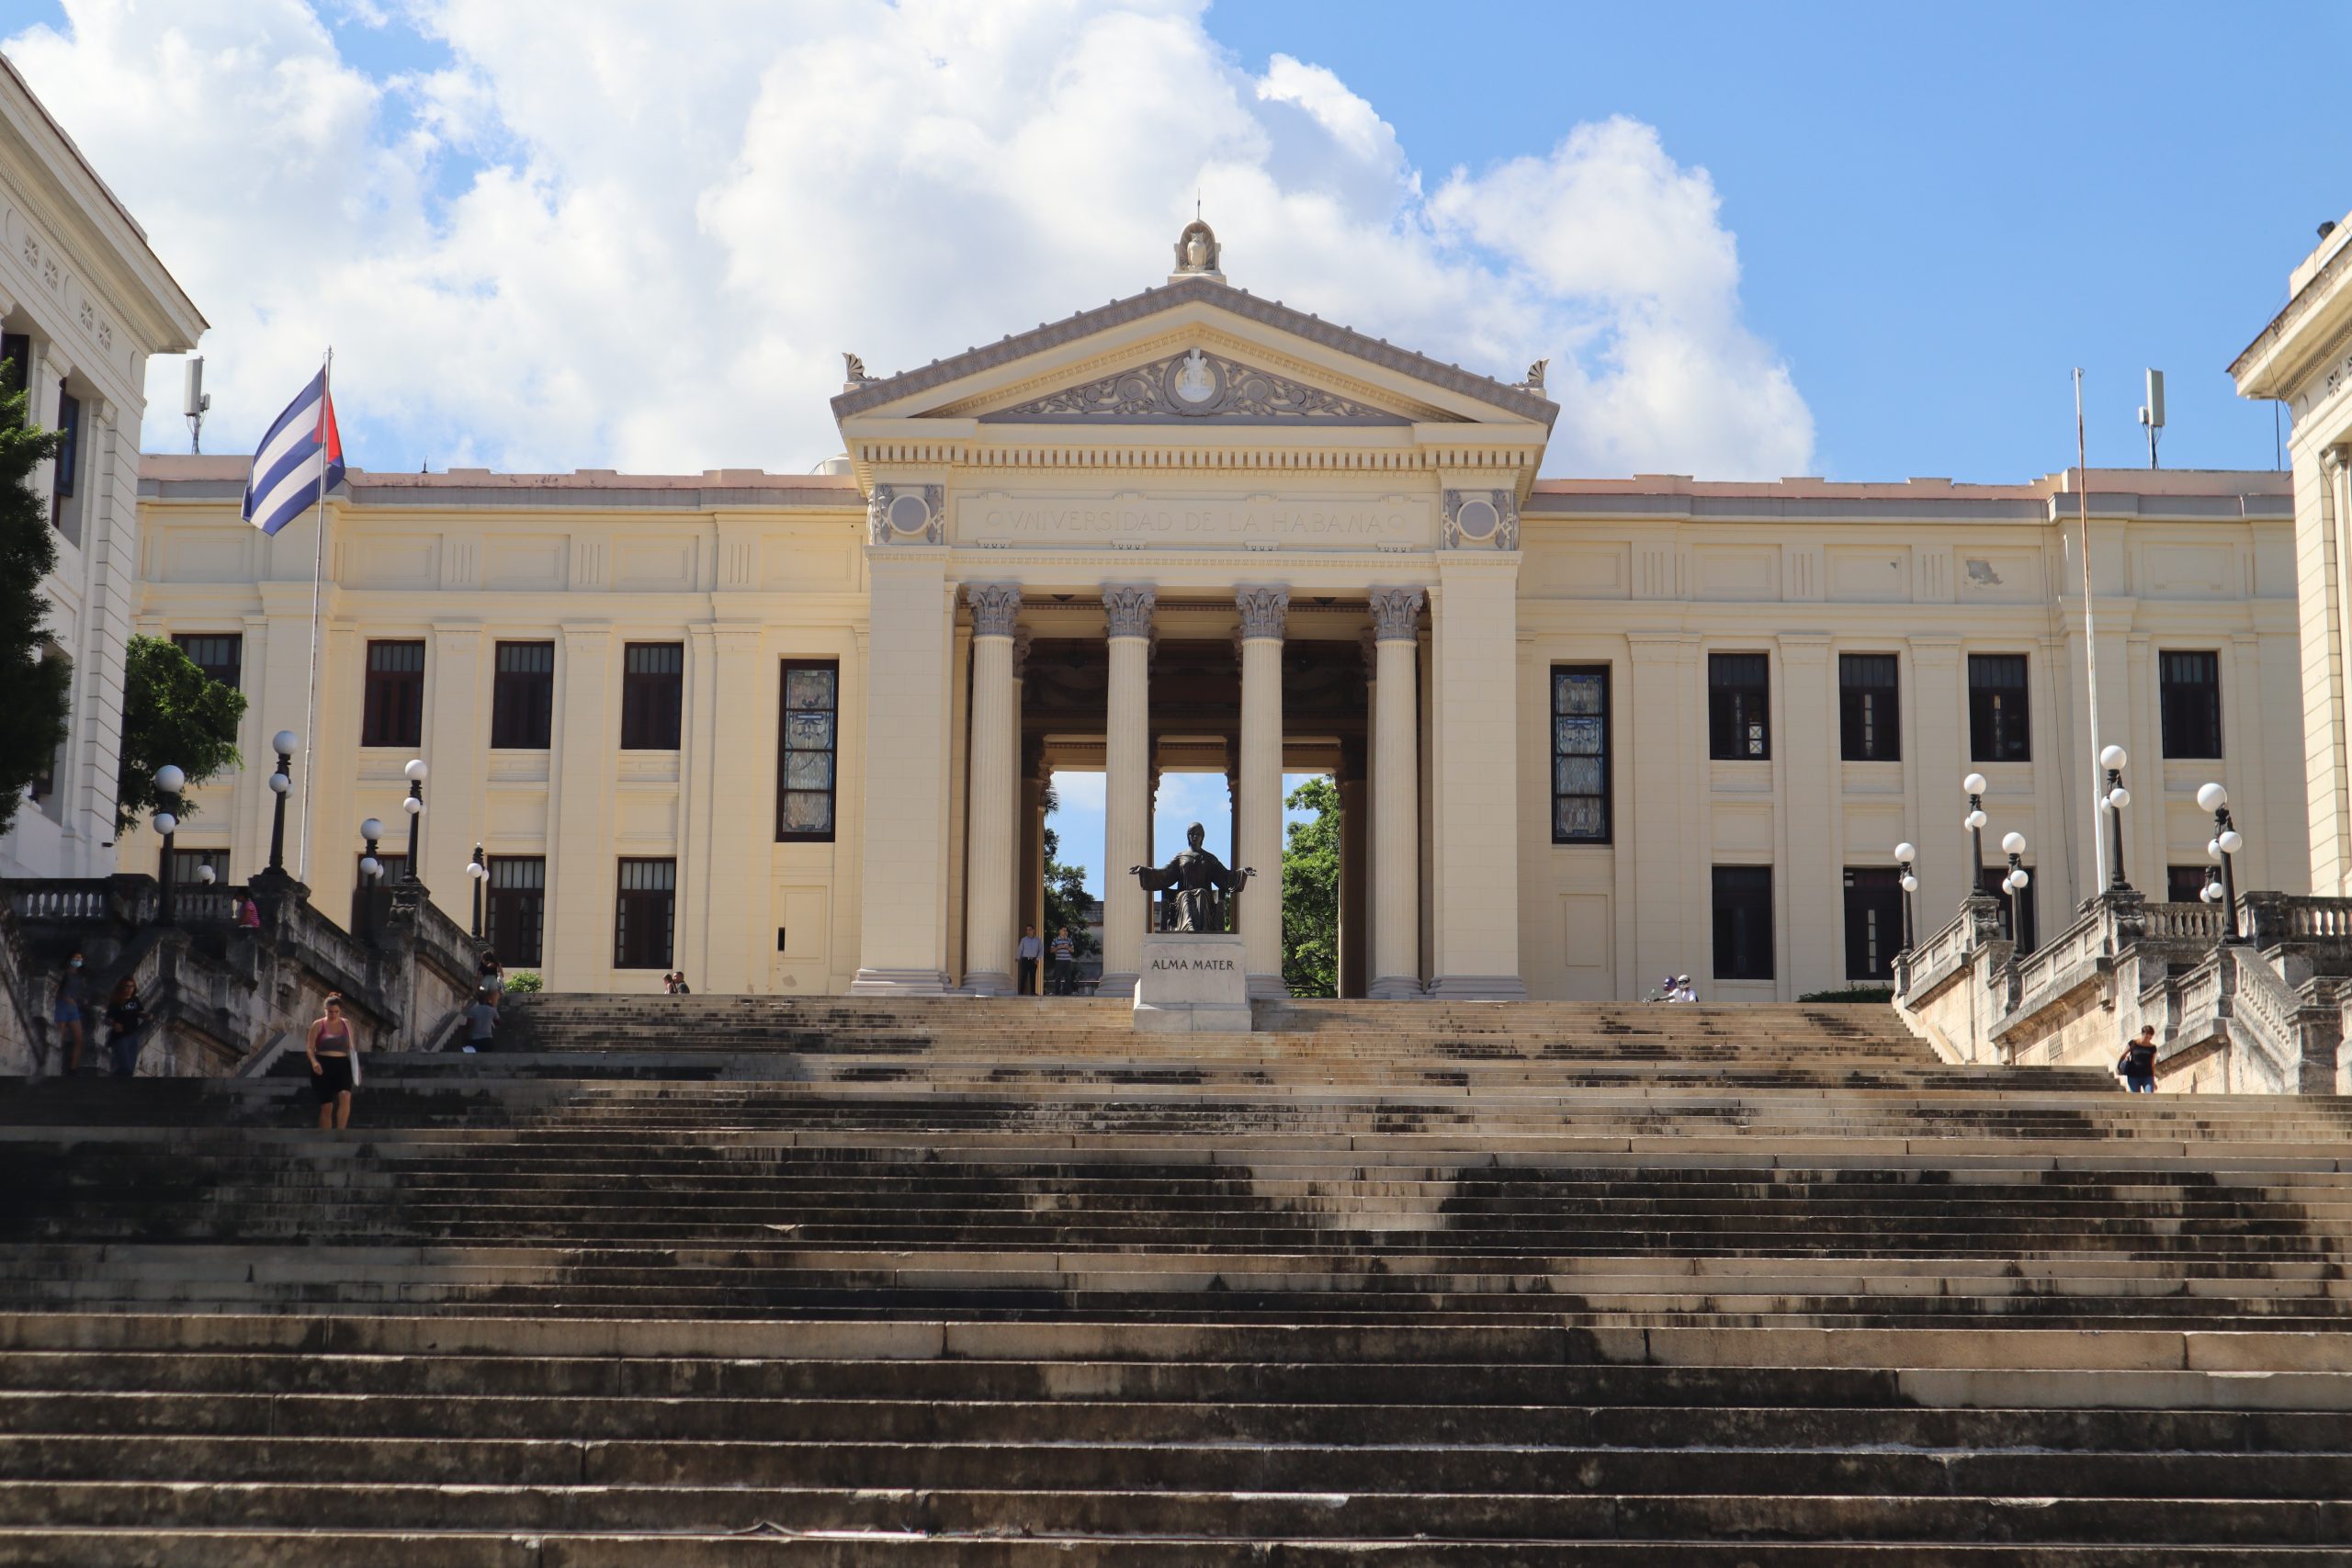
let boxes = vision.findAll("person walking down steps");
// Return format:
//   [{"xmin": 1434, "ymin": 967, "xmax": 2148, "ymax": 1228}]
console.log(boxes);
[
  {"xmin": 103, "ymin": 978, "xmax": 149, "ymax": 1078},
  {"xmin": 51, "ymin": 952, "xmax": 88, "ymax": 1075},
  {"xmin": 306, "ymin": 994, "xmax": 363, "ymax": 1132},
  {"xmin": 2118, "ymin": 1024, "xmax": 2159, "ymax": 1094}
]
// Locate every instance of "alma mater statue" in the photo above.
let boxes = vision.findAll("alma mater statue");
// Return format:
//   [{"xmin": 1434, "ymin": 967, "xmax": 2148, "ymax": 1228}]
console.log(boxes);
[{"xmin": 1131, "ymin": 823, "xmax": 1255, "ymax": 934}]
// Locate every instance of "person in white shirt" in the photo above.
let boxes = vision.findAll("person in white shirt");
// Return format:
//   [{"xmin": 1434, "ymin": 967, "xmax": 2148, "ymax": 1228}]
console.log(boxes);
[{"xmin": 1016, "ymin": 925, "xmax": 1044, "ymax": 996}]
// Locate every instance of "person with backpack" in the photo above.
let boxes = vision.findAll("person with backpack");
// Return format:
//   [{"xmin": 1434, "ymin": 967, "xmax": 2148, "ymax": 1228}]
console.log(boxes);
[
  {"xmin": 2118, "ymin": 1024, "xmax": 2159, "ymax": 1093},
  {"xmin": 103, "ymin": 978, "xmax": 148, "ymax": 1078}
]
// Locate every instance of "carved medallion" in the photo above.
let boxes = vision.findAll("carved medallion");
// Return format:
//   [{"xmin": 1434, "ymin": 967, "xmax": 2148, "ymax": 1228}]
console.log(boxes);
[{"xmin": 981, "ymin": 348, "xmax": 1408, "ymax": 425}]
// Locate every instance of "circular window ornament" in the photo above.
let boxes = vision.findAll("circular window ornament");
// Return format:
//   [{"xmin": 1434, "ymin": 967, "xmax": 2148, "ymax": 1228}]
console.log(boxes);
[
  {"xmin": 886, "ymin": 491, "xmax": 932, "ymax": 536},
  {"xmin": 1453, "ymin": 497, "xmax": 1500, "ymax": 542}
]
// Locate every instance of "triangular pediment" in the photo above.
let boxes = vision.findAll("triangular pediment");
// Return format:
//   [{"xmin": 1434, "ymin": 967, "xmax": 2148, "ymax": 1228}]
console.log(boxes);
[{"xmin": 831, "ymin": 276, "xmax": 1557, "ymax": 434}]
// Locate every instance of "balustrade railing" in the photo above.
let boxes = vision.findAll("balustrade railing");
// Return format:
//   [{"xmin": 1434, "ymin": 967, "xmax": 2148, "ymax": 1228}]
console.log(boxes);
[{"xmin": 2143, "ymin": 901, "xmax": 2229, "ymax": 943}]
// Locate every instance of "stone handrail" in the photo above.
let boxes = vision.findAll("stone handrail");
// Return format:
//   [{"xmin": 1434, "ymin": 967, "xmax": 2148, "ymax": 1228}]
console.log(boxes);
[
  {"xmin": 2239, "ymin": 891, "xmax": 2352, "ymax": 948},
  {"xmin": 2006, "ymin": 902, "xmax": 2113, "ymax": 1009}
]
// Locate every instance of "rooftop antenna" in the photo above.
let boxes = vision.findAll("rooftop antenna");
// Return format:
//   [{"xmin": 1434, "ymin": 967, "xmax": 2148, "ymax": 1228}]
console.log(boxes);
[
  {"xmin": 182, "ymin": 356, "xmax": 210, "ymax": 454},
  {"xmin": 2137, "ymin": 368, "xmax": 2165, "ymax": 469}
]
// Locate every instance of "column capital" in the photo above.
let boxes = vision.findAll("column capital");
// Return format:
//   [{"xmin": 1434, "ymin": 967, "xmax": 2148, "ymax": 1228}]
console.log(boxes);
[
  {"xmin": 1102, "ymin": 583, "xmax": 1156, "ymax": 639},
  {"xmin": 1368, "ymin": 585, "xmax": 1425, "ymax": 641},
  {"xmin": 1012, "ymin": 627, "xmax": 1034, "ymax": 675},
  {"xmin": 967, "ymin": 582, "xmax": 1022, "ymax": 638},
  {"xmin": 1236, "ymin": 584, "xmax": 1290, "ymax": 641}
]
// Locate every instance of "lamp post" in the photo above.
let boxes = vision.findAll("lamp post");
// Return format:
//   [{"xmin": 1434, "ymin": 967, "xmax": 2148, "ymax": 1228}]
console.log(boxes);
[
  {"xmin": 1962, "ymin": 773, "xmax": 1988, "ymax": 908},
  {"xmin": 401, "ymin": 758, "xmax": 428, "ymax": 884},
  {"xmin": 266, "ymin": 729, "xmax": 299, "ymax": 875},
  {"xmin": 1894, "ymin": 841, "xmax": 1918, "ymax": 954},
  {"xmin": 2198, "ymin": 782, "xmax": 2244, "ymax": 942},
  {"xmin": 2000, "ymin": 830, "xmax": 2030, "ymax": 948},
  {"xmin": 2098, "ymin": 743, "xmax": 2132, "ymax": 894},
  {"xmin": 153, "ymin": 764, "xmax": 186, "ymax": 925},
  {"xmin": 466, "ymin": 845, "xmax": 488, "ymax": 941},
  {"xmin": 359, "ymin": 818, "xmax": 385, "ymax": 885}
]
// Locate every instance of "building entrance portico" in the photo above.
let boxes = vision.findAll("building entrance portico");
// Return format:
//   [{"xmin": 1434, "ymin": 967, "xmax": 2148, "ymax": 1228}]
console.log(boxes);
[{"xmin": 835, "ymin": 222, "xmax": 1548, "ymax": 1001}]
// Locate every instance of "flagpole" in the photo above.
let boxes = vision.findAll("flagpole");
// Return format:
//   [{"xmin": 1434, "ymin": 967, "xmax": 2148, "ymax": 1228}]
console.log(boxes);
[
  {"xmin": 2076, "ymin": 368, "xmax": 2108, "ymax": 896},
  {"xmin": 295, "ymin": 347, "xmax": 332, "ymax": 883}
]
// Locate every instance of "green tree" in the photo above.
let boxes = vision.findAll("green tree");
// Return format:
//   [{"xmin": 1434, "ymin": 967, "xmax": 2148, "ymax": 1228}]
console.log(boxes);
[
  {"xmin": 1282, "ymin": 774, "xmax": 1340, "ymax": 998},
  {"xmin": 1039, "ymin": 781, "xmax": 1100, "ymax": 959},
  {"xmin": 0, "ymin": 353, "xmax": 71, "ymax": 840},
  {"xmin": 115, "ymin": 635, "xmax": 247, "ymax": 835}
]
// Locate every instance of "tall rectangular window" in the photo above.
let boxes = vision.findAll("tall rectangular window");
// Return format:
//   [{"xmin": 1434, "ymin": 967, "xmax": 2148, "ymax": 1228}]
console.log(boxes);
[
  {"xmin": 2160, "ymin": 650, "xmax": 2222, "ymax": 759},
  {"xmin": 351, "ymin": 852, "xmax": 406, "ymax": 933},
  {"xmin": 486, "ymin": 855, "xmax": 547, "ymax": 967},
  {"xmin": 173, "ymin": 633, "xmax": 243, "ymax": 691},
  {"xmin": 1842, "ymin": 866, "xmax": 1905, "ymax": 980},
  {"xmin": 0, "ymin": 333, "xmax": 28, "ymax": 396},
  {"xmin": 777, "ymin": 660, "xmax": 841, "ymax": 841},
  {"xmin": 361, "ymin": 639, "xmax": 425, "ymax": 749},
  {"xmin": 1838, "ymin": 653, "xmax": 1900, "ymax": 761},
  {"xmin": 1968, "ymin": 654, "xmax": 2030, "ymax": 761},
  {"xmin": 170, "ymin": 848, "xmax": 230, "ymax": 886},
  {"xmin": 614, "ymin": 857, "xmax": 676, "ymax": 969},
  {"xmin": 1550, "ymin": 665, "xmax": 1611, "ymax": 843},
  {"xmin": 1981, "ymin": 865, "xmax": 2039, "ymax": 954},
  {"xmin": 620, "ymin": 642, "xmax": 684, "ymax": 750},
  {"xmin": 1708, "ymin": 653, "xmax": 1770, "ymax": 761},
  {"xmin": 491, "ymin": 641, "xmax": 555, "ymax": 750},
  {"xmin": 2167, "ymin": 864, "xmax": 2212, "ymax": 904},
  {"xmin": 1712, "ymin": 865, "xmax": 1775, "ymax": 981},
  {"xmin": 51, "ymin": 389, "xmax": 79, "ymax": 541}
]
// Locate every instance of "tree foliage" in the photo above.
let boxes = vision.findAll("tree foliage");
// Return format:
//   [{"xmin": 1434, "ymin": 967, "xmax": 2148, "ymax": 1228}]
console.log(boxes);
[
  {"xmin": 0, "ymin": 355, "xmax": 70, "ymax": 840},
  {"xmin": 1039, "ymin": 782, "xmax": 1101, "ymax": 958},
  {"xmin": 1282, "ymin": 774, "xmax": 1341, "ymax": 998},
  {"xmin": 115, "ymin": 635, "xmax": 247, "ymax": 834}
]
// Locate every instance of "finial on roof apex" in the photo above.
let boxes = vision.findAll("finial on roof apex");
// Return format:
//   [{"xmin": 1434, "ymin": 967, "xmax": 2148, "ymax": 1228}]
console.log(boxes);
[
  {"xmin": 1170, "ymin": 217, "xmax": 1224, "ymax": 284},
  {"xmin": 842, "ymin": 352, "xmax": 868, "ymax": 384},
  {"xmin": 1523, "ymin": 358, "xmax": 1549, "ymax": 393}
]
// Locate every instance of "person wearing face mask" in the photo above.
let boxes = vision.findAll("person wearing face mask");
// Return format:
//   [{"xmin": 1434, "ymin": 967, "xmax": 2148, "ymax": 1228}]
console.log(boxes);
[{"xmin": 52, "ymin": 953, "xmax": 89, "ymax": 1075}]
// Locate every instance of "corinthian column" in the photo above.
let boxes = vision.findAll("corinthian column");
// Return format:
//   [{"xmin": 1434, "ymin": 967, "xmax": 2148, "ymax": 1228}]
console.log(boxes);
[
  {"xmin": 961, "ymin": 584, "xmax": 1022, "ymax": 994},
  {"xmin": 1369, "ymin": 586, "xmax": 1424, "ymax": 998},
  {"xmin": 1237, "ymin": 585, "xmax": 1290, "ymax": 998},
  {"xmin": 1099, "ymin": 585, "xmax": 1155, "ymax": 997}
]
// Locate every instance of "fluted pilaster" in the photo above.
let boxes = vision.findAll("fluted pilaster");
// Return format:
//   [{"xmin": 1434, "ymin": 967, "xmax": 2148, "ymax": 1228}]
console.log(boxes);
[
  {"xmin": 961, "ymin": 584, "xmax": 1021, "ymax": 994},
  {"xmin": 1100, "ymin": 585, "xmax": 1155, "ymax": 996},
  {"xmin": 1237, "ymin": 585, "xmax": 1290, "ymax": 998},
  {"xmin": 1369, "ymin": 586, "xmax": 1423, "ymax": 998}
]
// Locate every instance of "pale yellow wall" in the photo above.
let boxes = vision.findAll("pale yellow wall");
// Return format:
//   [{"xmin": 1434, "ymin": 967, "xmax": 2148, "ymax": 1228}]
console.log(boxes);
[
  {"xmin": 1513, "ymin": 495, "xmax": 2304, "ymax": 1002},
  {"xmin": 132, "ymin": 476, "xmax": 869, "ymax": 994}
]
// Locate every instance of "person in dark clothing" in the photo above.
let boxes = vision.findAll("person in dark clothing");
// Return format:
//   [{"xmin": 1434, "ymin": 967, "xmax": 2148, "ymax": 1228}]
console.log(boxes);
[
  {"xmin": 1016, "ymin": 925, "xmax": 1042, "ymax": 997},
  {"xmin": 2119, "ymin": 1024, "xmax": 2159, "ymax": 1093},
  {"xmin": 462, "ymin": 988, "xmax": 497, "ymax": 1054},
  {"xmin": 103, "ymin": 978, "xmax": 147, "ymax": 1078}
]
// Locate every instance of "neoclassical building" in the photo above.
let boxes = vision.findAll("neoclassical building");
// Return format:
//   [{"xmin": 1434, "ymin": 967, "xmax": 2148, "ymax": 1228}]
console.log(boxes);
[
  {"xmin": 0, "ymin": 55, "xmax": 204, "ymax": 879},
  {"xmin": 131, "ymin": 222, "xmax": 2308, "ymax": 1000}
]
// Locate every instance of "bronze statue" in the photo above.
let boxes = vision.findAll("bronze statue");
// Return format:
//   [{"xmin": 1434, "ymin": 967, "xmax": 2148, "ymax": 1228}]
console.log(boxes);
[{"xmin": 1131, "ymin": 823, "xmax": 1253, "ymax": 933}]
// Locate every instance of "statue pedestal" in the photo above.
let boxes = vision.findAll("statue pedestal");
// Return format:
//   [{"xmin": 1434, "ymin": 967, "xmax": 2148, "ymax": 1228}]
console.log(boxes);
[{"xmin": 1135, "ymin": 933, "xmax": 1251, "ymax": 1033}]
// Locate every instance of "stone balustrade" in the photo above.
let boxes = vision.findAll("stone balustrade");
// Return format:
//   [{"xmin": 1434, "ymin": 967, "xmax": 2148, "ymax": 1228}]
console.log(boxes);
[
  {"xmin": 1894, "ymin": 886, "xmax": 2352, "ymax": 1095},
  {"xmin": 1, "ymin": 870, "xmax": 481, "ymax": 1077}
]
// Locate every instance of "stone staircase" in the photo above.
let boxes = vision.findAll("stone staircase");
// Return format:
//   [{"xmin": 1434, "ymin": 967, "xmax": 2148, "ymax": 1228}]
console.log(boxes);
[{"xmin": 3, "ymin": 996, "xmax": 2351, "ymax": 1562}]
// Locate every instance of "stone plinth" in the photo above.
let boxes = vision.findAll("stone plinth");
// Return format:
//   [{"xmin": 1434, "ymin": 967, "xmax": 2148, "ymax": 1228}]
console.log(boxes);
[{"xmin": 1134, "ymin": 933, "xmax": 1250, "ymax": 1033}]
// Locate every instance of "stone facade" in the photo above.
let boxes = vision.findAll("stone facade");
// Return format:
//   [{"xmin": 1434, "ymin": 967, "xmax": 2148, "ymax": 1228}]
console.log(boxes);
[
  {"xmin": 129, "ymin": 230, "xmax": 2307, "ymax": 1002},
  {"xmin": 0, "ymin": 57, "xmax": 204, "ymax": 880}
]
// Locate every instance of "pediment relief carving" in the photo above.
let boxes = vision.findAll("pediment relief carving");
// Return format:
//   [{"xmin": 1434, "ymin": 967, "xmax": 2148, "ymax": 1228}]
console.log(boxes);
[{"xmin": 977, "ymin": 346, "xmax": 1411, "ymax": 426}]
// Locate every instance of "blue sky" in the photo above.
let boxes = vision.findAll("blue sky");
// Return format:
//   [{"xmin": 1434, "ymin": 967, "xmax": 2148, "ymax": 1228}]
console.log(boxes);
[{"xmin": 13, "ymin": 1, "xmax": 2346, "ymax": 886}]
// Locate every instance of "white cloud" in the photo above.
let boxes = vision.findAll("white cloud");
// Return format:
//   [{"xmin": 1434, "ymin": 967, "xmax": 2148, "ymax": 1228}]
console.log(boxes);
[{"xmin": 6, "ymin": 0, "xmax": 1813, "ymax": 480}]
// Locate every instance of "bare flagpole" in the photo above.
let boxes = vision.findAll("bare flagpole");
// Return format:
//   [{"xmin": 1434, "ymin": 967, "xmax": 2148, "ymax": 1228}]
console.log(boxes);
[
  {"xmin": 295, "ymin": 347, "xmax": 332, "ymax": 882},
  {"xmin": 2076, "ymin": 368, "xmax": 2108, "ymax": 894}
]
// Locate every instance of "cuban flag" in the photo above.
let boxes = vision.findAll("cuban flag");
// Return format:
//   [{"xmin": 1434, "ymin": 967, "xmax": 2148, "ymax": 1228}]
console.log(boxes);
[{"xmin": 241, "ymin": 367, "xmax": 345, "ymax": 536}]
